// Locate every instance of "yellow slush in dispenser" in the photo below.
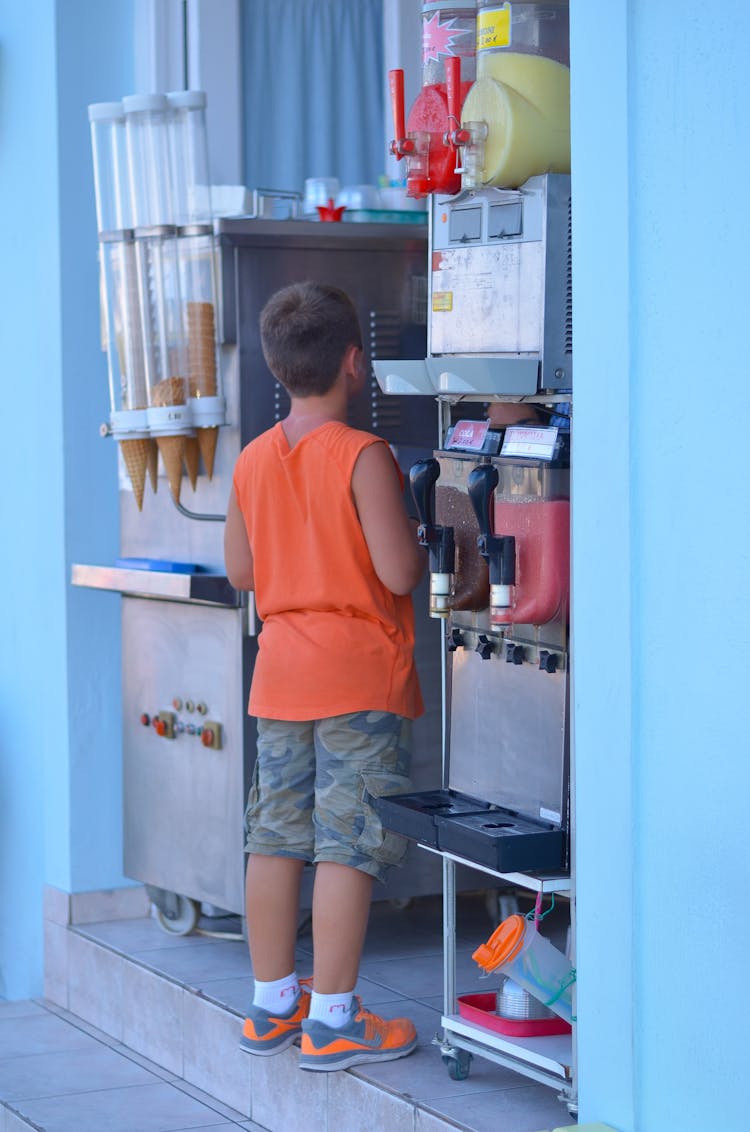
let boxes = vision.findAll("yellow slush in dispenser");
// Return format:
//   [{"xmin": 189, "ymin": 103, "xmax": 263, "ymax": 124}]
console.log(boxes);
[{"xmin": 459, "ymin": 0, "xmax": 570, "ymax": 189}]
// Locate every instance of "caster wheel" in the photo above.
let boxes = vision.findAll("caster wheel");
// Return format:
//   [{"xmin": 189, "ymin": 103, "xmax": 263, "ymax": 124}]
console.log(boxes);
[
  {"xmin": 154, "ymin": 895, "xmax": 200, "ymax": 936},
  {"xmin": 443, "ymin": 1049, "xmax": 472, "ymax": 1080},
  {"xmin": 388, "ymin": 897, "xmax": 414, "ymax": 911}
]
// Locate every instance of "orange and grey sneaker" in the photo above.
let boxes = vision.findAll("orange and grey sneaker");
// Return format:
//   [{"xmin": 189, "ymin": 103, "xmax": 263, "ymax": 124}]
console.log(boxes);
[
  {"xmin": 239, "ymin": 977, "xmax": 312, "ymax": 1056},
  {"xmin": 299, "ymin": 998, "xmax": 417, "ymax": 1072}
]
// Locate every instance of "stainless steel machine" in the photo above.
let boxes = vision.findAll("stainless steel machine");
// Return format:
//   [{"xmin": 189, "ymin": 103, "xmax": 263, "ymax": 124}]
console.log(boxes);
[
  {"xmin": 74, "ymin": 215, "xmax": 453, "ymax": 930},
  {"xmin": 371, "ymin": 173, "xmax": 575, "ymax": 1097}
]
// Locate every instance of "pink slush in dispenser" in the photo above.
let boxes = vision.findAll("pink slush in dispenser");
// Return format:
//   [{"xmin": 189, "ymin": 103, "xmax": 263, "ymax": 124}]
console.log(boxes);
[{"xmin": 389, "ymin": 1, "xmax": 477, "ymax": 198}]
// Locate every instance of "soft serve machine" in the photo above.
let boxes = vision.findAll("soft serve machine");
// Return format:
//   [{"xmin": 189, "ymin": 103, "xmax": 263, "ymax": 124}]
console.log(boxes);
[
  {"xmin": 75, "ymin": 89, "xmax": 445, "ymax": 933},
  {"xmin": 377, "ymin": 0, "xmax": 576, "ymax": 1102}
]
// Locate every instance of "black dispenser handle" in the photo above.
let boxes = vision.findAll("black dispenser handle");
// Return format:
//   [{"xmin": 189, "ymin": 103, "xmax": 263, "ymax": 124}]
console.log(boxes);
[
  {"xmin": 467, "ymin": 464, "xmax": 516, "ymax": 586},
  {"xmin": 409, "ymin": 458, "xmax": 455, "ymax": 574},
  {"xmin": 409, "ymin": 458, "xmax": 440, "ymax": 530}
]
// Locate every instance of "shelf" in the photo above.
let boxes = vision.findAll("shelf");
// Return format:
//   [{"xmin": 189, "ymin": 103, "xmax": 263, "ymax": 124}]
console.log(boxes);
[
  {"xmin": 418, "ymin": 842, "xmax": 570, "ymax": 894},
  {"xmin": 441, "ymin": 1013, "xmax": 572, "ymax": 1090}
]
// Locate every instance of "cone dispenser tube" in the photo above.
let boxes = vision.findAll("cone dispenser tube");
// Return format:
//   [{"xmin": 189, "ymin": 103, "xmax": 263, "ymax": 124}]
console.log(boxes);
[
  {"xmin": 177, "ymin": 229, "xmax": 225, "ymax": 478},
  {"xmin": 166, "ymin": 91, "xmax": 212, "ymax": 226},
  {"xmin": 123, "ymin": 94, "xmax": 174, "ymax": 228},
  {"xmin": 89, "ymin": 101, "xmax": 131, "ymax": 233},
  {"xmin": 389, "ymin": 0, "xmax": 477, "ymax": 198},
  {"xmin": 460, "ymin": 0, "xmax": 570, "ymax": 188},
  {"xmin": 134, "ymin": 229, "xmax": 192, "ymax": 504},
  {"xmin": 89, "ymin": 101, "xmax": 151, "ymax": 509}
]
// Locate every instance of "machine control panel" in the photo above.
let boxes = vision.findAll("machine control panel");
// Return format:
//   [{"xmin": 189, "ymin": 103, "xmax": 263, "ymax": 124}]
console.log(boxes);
[{"xmin": 140, "ymin": 699, "xmax": 224, "ymax": 749}]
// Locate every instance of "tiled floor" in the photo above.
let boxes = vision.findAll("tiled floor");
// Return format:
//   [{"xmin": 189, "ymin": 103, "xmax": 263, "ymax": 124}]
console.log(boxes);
[{"xmin": 2, "ymin": 892, "xmax": 575, "ymax": 1132}]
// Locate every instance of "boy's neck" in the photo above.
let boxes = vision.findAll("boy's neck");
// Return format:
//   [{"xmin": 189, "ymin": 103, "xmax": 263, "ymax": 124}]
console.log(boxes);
[{"xmin": 282, "ymin": 387, "xmax": 347, "ymax": 447}]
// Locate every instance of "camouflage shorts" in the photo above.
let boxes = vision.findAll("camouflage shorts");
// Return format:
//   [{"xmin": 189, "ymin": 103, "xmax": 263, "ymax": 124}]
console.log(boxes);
[{"xmin": 244, "ymin": 711, "xmax": 413, "ymax": 883}]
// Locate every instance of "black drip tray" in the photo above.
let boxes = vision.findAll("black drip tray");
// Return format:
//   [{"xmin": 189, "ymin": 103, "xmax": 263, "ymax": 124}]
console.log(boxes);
[
  {"xmin": 373, "ymin": 789, "xmax": 491, "ymax": 848},
  {"xmin": 438, "ymin": 811, "xmax": 565, "ymax": 873},
  {"xmin": 374, "ymin": 789, "xmax": 566, "ymax": 874}
]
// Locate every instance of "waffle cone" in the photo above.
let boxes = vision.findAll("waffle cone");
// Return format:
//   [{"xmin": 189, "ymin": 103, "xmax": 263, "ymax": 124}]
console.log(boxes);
[
  {"xmin": 156, "ymin": 435, "xmax": 185, "ymax": 504},
  {"xmin": 147, "ymin": 440, "xmax": 159, "ymax": 493},
  {"xmin": 119, "ymin": 437, "xmax": 150, "ymax": 511},
  {"xmin": 183, "ymin": 435, "xmax": 201, "ymax": 490},
  {"xmin": 197, "ymin": 426, "xmax": 219, "ymax": 480}
]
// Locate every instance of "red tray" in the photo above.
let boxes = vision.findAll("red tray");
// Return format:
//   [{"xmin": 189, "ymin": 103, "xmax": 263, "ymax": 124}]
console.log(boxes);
[{"xmin": 457, "ymin": 993, "xmax": 572, "ymax": 1038}]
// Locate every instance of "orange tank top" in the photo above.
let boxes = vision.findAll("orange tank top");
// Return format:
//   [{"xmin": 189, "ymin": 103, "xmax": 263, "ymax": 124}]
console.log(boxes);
[{"xmin": 232, "ymin": 421, "xmax": 424, "ymax": 722}]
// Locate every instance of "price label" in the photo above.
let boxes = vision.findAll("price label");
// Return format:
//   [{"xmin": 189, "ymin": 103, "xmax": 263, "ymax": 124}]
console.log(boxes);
[
  {"xmin": 446, "ymin": 420, "xmax": 490, "ymax": 451},
  {"xmin": 501, "ymin": 426, "xmax": 559, "ymax": 460}
]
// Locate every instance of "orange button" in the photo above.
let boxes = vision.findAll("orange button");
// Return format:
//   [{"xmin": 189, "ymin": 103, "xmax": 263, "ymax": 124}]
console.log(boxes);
[
  {"xmin": 154, "ymin": 719, "xmax": 166, "ymax": 737},
  {"xmin": 201, "ymin": 728, "xmax": 214, "ymax": 747}
]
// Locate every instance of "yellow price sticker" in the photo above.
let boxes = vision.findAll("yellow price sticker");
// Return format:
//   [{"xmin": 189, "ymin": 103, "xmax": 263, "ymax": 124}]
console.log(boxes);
[
  {"xmin": 432, "ymin": 292, "xmax": 454, "ymax": 312},
  {"xmin": 477, "ymin": 4, "xmax": 511, "ymax": 51}
]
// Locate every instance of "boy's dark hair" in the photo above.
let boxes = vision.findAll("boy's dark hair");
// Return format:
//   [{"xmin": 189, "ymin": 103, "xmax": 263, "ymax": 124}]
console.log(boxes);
[{"xmin": 259, "ymin": 281, "xmax": 363, "ymax": 397}]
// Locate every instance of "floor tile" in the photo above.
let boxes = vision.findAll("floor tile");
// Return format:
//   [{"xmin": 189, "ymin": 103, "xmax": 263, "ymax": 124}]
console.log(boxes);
[
  {"xmin": 0, "ymin": 1043, "xmax": 156, "ymax": 1101},
  {"xmin": 0, "ymin": 1013, "xmax": 96, "ymax": 1059},
  {"xmin": 18, "ymin": 1082, "xmax": 242, "ymax": 1132},
  {"xmin": 428, "ymin": 1082, "xmax": 572, "ymax": 1132},
  {"xmin": 131, "ymin": 941, "xmax": 250, "ymax": 988}
]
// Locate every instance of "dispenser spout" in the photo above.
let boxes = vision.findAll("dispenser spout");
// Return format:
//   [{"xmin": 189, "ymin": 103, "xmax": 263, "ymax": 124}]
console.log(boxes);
[
  {"xmin": 410, "ymin": 457, "xmax": 455, "ymax": 618},
  {"xmin": 467, "ymin": 463, "xmax": 516, "ymax": 621}
]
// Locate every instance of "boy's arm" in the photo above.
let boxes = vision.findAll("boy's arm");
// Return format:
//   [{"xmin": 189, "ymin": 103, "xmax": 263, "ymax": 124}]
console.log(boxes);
[
  {"xmin": 351, "ymin": 442, "xmax": 427, "ymax": 596},
  {"xmin": 224, "ymin": 487, "xmax": 254, "ymax": 590}
]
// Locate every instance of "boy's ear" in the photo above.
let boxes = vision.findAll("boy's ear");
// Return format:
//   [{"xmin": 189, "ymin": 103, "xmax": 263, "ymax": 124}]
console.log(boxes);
[{"xmin": 343, "ymin": 344, "xmax": 366, "ymax": 390}]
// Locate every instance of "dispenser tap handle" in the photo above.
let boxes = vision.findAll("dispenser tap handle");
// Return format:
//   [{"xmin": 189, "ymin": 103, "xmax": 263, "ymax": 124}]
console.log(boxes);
[
  {"xmin": 410, "ymin": 458, "xmax": 455, "ymax": 574},
  {"xmin": 444, "ymin": 55, "xmax": 464, "ymax": 148},
  {"xmin": 409, "ymin": 457, "xmax": 441, "ymax": 531},
  {"xmin": 467, "ymin": 463, "xmax": 499, "ymax": 539},
  {"xmin": 388, "ymin": 69, "xmax": 413, "ymax": 157},
  {"xmin": 467, "ymin": 464, "xmax": 515, "ymax": 585}
]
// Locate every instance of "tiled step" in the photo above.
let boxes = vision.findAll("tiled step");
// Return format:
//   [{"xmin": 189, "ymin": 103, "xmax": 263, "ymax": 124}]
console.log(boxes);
[{"xmin": 41, "ymin": 888, "xmax": 574, "ymax": 1132}]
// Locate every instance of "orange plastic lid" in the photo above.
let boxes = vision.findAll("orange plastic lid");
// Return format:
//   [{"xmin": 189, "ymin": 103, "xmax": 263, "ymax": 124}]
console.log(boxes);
[{"xmin": 472, "ymin": 914, "xmax": 526, "ymax": 973}]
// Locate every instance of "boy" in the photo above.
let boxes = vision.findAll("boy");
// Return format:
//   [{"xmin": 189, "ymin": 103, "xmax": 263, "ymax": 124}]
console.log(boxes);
[{"xmin": 224, "ymin": 281, "xmax": 427, "ymax": 1072}]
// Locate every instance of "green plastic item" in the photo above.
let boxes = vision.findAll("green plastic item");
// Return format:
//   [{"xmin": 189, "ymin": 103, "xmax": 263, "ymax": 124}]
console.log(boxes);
[
  {"xmin": 341, "ymin": 209, "xmax": 427, "ymax": 224},
  {"xmin": 554, "ymin": 1125, "xmax": 619, "ymax": 1132}
]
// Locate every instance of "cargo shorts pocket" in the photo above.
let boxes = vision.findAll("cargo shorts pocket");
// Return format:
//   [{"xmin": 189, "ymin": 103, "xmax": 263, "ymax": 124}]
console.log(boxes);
[{"xmin": 357, "ymin": 771, "xmax": 412, "ymax": 867}]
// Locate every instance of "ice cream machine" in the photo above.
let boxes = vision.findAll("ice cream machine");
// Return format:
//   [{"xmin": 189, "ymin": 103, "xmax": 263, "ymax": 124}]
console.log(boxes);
[{"xmin": 374, "ymin": 0, "xmax": 572, "ymax": 880}]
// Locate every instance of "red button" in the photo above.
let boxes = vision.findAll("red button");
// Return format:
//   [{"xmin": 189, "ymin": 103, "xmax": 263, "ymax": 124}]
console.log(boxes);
[
  {"xmin": 201, "ymin": 728, "xmax": 214, "ymax": 747},
  {"xmin": 140, "ymin": 713, "xmax": 150, "ymax": 727},
  {"xmin": 154, "ymin": 719, "xmax": 166, "ymax": 737}
]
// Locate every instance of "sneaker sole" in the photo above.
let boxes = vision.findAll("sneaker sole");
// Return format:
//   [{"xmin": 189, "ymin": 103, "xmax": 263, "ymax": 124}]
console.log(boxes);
[
  {"xmin": 299, "ymin": 1036, "xmax": 417, "ymax": 1072},
  {"xmin": 239, "ymin": 1031, "xmax": 301, "ymax": 1056}
]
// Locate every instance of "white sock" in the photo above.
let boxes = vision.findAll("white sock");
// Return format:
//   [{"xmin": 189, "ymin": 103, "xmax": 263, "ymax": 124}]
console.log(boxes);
[
  {"xmin": 308, "ymin": 990, "xmax": 354, "ymax": 1029},
  {"xmin": 252, "ymin": 972, "xmax": 300, "ymax": 1015}
]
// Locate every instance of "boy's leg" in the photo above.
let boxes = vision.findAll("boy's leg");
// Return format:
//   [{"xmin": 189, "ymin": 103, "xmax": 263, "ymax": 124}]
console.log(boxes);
[
  {"xmin": 311, "ymin": 861, "xmax": 372, "ymax": 993},
  {"xmin": 240, "ymin": 719, "xmax": 316, "ymax": 1055},
  {"xmin": 299, "ymin": 712, "xmax": 417, "ymax": 1070},
  {"xmin": 245, "ymin": 854, "xmax": 305, "ymax": 980}
]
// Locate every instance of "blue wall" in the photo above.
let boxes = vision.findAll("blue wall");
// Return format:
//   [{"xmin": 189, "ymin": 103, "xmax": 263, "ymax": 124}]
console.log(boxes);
[
  {"xmin": 572, "ymin": 2, "xmax": 750, "ymax": 1129},
  {"xmin": 0, "ymin": 0, "xmax": 134, "ymax": 998}
]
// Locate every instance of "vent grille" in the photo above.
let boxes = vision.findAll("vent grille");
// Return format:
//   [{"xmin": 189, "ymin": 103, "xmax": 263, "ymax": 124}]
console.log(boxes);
[
  {"xmin": 366, "ymin": 309, "xmax": 402, "ymax": 433},
  {"xmin": 565, "ymin": 196, "xmax": 573, "ymax": 354}
]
